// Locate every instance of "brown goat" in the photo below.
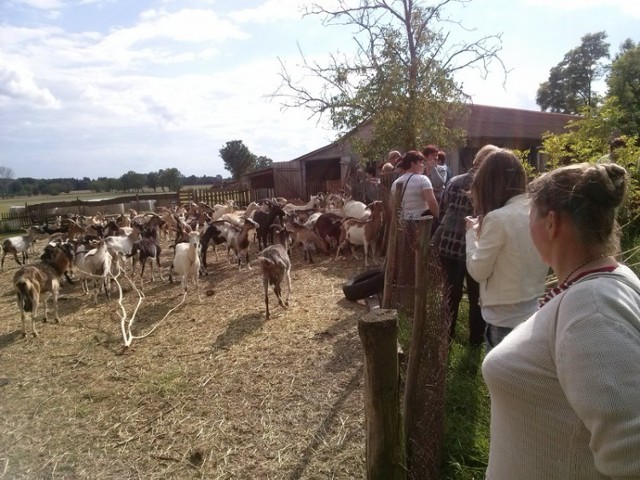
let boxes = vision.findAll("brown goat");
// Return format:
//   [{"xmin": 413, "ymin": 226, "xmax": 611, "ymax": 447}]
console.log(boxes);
[
  {"xmin": 13, "ymin": 241, "xmax": 75, "ymax": 337},
  {"xmin": 335, "ymin": 201, "xmax": 385, "ymax": 267}
]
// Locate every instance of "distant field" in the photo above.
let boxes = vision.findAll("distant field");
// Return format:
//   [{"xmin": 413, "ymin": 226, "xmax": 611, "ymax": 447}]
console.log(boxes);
[
  {"xmin": 0, "ymin": 188, "xmax": 192, "ymax": 215},
  {"xmin": 0, "ymin": 192, "xmax": 125, "ymax": 215}
]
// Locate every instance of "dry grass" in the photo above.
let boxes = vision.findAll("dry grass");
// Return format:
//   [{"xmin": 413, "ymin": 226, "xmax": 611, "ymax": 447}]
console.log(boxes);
[{"xmin": 0, "ymin": 242, "xmax": 372, "ymax": 479}]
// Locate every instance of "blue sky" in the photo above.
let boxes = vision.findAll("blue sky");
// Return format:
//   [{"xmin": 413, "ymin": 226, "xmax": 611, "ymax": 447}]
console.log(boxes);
[{"xmin": 0, "ymin": 0, "xmax": 638, "ymax": 180}]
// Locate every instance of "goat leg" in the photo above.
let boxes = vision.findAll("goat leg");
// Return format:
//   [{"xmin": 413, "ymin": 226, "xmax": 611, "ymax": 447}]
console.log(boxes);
[{"xmin": 263, "ymin": 277, "xmax": 270, "ymax": 319}]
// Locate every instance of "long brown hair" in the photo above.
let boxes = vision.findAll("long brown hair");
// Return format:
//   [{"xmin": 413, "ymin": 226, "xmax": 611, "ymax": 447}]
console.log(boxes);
[{"xmin": 471, "ymin": 149, "xmax": 526, "ymax": 220}]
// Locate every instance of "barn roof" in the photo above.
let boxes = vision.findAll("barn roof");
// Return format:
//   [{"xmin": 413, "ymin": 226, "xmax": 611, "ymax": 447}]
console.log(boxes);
[{"xmin": 461, "ymin": 104, "xmax": 577, "ymax": 139}]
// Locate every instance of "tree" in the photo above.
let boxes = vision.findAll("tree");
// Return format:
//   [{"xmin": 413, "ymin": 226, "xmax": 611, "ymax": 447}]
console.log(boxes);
[
  {"xmin": 219, "ymin": 140, "xmax": 257, "ymax": 180},
  {"xmin": 159, "ymin": 167, "xmax": 183, "ymax": 192},
  {"xmin": 536, "ymin": 32, "xmax": 610, "ymax": 114},
  {"xmin": 273, "ymin": 0, "xmax": 505, "ymax": 158},
  {"xmin": 255, "ymin": 155, "xmax": 273, "ymax": 170},
  {"xmin": 0, "ymin": 166, "xmax": 15, "ymax": 199},
  {"xmin": 606, "ymin": 39, "xmax": 640, "ymax": 137},
  {"xmin": 147, "ymin": 171, "xmax": 160, "ymax": 192},
  {"xmin": 120, "ymin": 171, "xmax": 145, "ymax": 193}
]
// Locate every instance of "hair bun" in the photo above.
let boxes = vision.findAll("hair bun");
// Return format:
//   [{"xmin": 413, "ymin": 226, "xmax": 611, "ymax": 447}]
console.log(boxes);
[{"xmin": 583, "ymin": 164, "xmax": 627, "ymax": 208}]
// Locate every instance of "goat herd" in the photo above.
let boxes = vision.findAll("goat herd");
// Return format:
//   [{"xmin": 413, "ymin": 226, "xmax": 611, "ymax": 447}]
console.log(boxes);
[{"xmin": 1, "ymin": 192, "xmax": 386, "ymax": 337}]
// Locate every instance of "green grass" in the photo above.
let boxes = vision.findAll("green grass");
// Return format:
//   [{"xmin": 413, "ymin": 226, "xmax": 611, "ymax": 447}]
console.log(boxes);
[{"xmin": 440, "ymin": 301, "xmax": 490, "ymax": 480}]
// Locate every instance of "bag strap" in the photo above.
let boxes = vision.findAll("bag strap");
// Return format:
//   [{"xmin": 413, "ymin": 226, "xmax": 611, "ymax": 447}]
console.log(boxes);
[{"xmin": 398, "ymin": 173, "xmax": 415, "ymax": 205}]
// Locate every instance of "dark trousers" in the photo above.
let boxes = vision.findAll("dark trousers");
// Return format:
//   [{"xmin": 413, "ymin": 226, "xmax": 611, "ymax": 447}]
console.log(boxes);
[{"xmin": 439, "ymin": 255, "xmax": 485, "ymax": 346}]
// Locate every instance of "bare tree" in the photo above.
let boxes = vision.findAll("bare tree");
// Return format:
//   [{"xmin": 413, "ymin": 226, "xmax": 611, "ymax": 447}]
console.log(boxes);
[{"xmin": 273, "ymin": 0, "xmax": 506, "ymax": 157}]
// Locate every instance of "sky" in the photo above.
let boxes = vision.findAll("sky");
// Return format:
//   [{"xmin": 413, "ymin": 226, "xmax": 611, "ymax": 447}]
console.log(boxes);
[{"xmin": 0, "ymin": 0, "xmax": 638, "ymax": 180}]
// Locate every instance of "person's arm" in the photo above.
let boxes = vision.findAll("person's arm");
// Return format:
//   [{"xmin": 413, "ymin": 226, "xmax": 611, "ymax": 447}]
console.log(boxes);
[
  {"xmin": 421, "ymin": 188, "xmax": 439, "ymax": 219},
  {"xmin": 556, "ymin": 291, "xmax": 640, "ymax": 477},
  {"xmin": 465, "ymin": 212, "xmax": 504, "ymax": 282}
]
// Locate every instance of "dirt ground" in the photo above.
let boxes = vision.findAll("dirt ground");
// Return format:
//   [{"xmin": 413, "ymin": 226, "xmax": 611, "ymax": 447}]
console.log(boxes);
[{"xmin": 0, "ymin": 242, "xmax": 371, "ymax": 479}]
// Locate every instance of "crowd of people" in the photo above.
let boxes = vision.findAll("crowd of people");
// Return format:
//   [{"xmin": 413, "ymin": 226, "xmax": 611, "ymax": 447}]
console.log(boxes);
[{"xmin": 366, "ymin": 143, "xmax": 640, "ymax": 478}]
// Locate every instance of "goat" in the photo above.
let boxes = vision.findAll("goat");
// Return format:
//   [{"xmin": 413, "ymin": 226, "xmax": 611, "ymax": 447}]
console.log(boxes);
[
  {"xmin": 335, "ymin": 201, "xmax": 385, "ymax": 267},
  {"xmin": 199, "ymin": 223, "xmax": 224, "ymax": 275},
  {"xmin": 283, "ymin": 194, "xmax": 323, "ymax": 215},
  {"xmin": 1, "ymin": 226, "xmax": 48, "ymax": 271},
  {"xmin": 169, "ymin": 230, "xmax": 201, "ymax": 295},
  {"xmin": 284, "ymin": 218, "xmax": 329, "ymax": 264},
  {"xmin": 74, "ymin": 239, "xmax": 113, "ymax": 304},
  {"xmin": 256, "ymin": 244, "xmax": 292, "ymax": 320},
  {"xmin": 13, "ymin": 241, "xmax": 75, "ymax": 337},
  {"xmin": 128, "ymin": 236, "xmax": 163, "ymax": 283},
  {"xmin": 105, "ymin": 222, "xmax": 143, "ymax": 271},
  {"xmin": 210, "ymin": 199, "xmax": 236, "ymax": 221},
  {"xmin": 342, "ymin": 199, "xmax": 368, "ymax": 219},
  {"xmin": 313, "ymin": 213, "xmax": 343, "ymax": 251},
  {"xmin": 253, "ymin": 202, "xmax": 286, "ymax": 250},
  {"xmin": 227, "ymin": 218, "xmax": 258, "ymax": 269}
]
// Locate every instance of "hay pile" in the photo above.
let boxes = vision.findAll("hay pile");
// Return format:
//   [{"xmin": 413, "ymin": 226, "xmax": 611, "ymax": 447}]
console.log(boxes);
[{"xmin": 0, "ymin": 245, "xmax": 370, "ymax": 478}]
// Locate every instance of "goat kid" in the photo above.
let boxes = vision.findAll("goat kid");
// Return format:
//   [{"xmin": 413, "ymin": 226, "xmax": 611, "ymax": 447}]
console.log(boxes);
[
  {"xmin": 13, "ymin": 241, "xmax": 75, "ymax": 337},
  {"xmin": 256, "ymin": 244, "xmax": 292, "ymax": 320}
]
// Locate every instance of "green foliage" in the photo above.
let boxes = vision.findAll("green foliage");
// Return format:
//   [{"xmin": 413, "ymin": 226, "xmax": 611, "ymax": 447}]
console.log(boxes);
[
  {"xmin": 158, "ymin": 167, "xmax": 184, "ymax": 192},
  {"xmin": 540, "ymin": 104, "xmax": 640, "ymax": 235},
  {"xmin": 536, "ymin": 32, "xmax": 610, "ymax": 113},
  {"xmin": 275, "ymin": 0, "xmax": 505, "ymax": 160},
  {"xmin": 607, "ymin": 39, "xmax": 640, "ymax": 137},
  {"xmin": 219, "ymin": 140, "xmax": 273, "ymax": 179}
]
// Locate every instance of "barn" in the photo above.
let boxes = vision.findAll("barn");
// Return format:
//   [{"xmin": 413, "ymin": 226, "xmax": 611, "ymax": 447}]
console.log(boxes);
[{"xmin": 242, "ymin": 104, "xmax": 577, "ymax": 199}]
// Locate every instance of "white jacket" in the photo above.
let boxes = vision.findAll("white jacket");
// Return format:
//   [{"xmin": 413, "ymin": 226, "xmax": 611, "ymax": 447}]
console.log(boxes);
[{"xmin": 465, "ymin": 194, "xmax": 548, "ymax": 307}]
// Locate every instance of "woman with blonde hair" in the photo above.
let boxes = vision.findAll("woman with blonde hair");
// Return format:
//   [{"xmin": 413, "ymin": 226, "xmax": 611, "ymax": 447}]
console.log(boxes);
[
  {"xmin": 483, "ymin": 162, "xmax": 640, "ymax": 478},
  {"xmin": 465, "ymin": 148, "xmax": 548, "ymax": 351}
]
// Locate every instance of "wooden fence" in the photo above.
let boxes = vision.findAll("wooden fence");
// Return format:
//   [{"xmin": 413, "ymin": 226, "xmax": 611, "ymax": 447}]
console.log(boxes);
[
  {"xmin": 0, "ymin": 193, "xmax": 179, "ymax": 233},
  {"xmin": 179, "ymin": 187, "xmax": 251, "ymax": 208}
]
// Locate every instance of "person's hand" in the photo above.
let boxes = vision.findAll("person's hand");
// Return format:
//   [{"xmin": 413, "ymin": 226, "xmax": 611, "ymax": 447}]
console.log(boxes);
[{"xmin": 465, "ymin": 216, "xmax": 479, "ymax": 231}]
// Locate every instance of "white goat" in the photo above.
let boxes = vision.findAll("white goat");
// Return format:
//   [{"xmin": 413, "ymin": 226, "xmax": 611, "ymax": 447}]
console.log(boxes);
[
  {"xmin": 256, "ymin": 244, "xmax": 292, "ymax": 319},
  {"xmin": 283, "ymin": 194, "xmax": 323, "ymax": 215},
  {"xmin": 210, "ymin": 200, "xmax": 236, "ymax": 221},
  {"xmin": 105, "ymin": 222, "xmax": 143, "ymax": 271},
  {"xmin": 169, "ymin": 230, "xmax": 201, "ymax": 295},
  {"xmin": 335, "ymin": 201, "xmax": 385, "ymax": 267},
  {"xmin": 1, "ymin": 226, "xmax": 48, "ymax": 271},
  {"xmin": 74, "ymin": 239, "xmax": 113, "ymax": 304}
]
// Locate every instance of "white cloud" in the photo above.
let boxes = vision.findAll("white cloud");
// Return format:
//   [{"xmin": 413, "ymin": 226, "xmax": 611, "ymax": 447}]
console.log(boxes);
[
  {"xmin": 229, "ymin": 0, "xmax": 309, "ymax": 23},
  {"xmin": 524, "ymin": 0, "xmax": 640, "ymax": 18},
  {"xmin": 0, "ymin": 60, "xmax": 60, "ymax": 108},
  {"xmin": 15, "ymin": 0, "xmax": 64, "ymax": 9}
]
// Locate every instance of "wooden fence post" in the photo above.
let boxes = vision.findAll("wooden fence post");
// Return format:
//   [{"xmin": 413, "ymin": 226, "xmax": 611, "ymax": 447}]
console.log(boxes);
[
  {"xmin": 382, "ymin": 184, "xmax": 404, "ymax": 309},
  {"xmin": 402, "ymin": 216, "xmax": 434, "ymax": 477},
  {"xmin": 359, "ymin": 309, "xmax": 407, "ymax": 480}
]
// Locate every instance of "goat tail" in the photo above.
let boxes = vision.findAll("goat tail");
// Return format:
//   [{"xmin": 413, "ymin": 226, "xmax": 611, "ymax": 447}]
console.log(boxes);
[{"xmin": 15, "ymin": 279, "xmax": 35, "ymax": 312}]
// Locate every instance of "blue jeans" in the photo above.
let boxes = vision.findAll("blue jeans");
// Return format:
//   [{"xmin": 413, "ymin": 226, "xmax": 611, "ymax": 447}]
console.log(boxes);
[{"xmin": 485, "ymin": 324, "xmax": 513, "ymax": 353}]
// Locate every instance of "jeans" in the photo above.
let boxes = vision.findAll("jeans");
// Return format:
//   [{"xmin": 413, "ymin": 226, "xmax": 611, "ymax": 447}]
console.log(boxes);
[
  {"xmin": 438, "ymin": 256, "xmax": 485, "ymax": 346},
  {"xmin": 484, "ymin": 324, "xmax": 513, "ymax": 353}
]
